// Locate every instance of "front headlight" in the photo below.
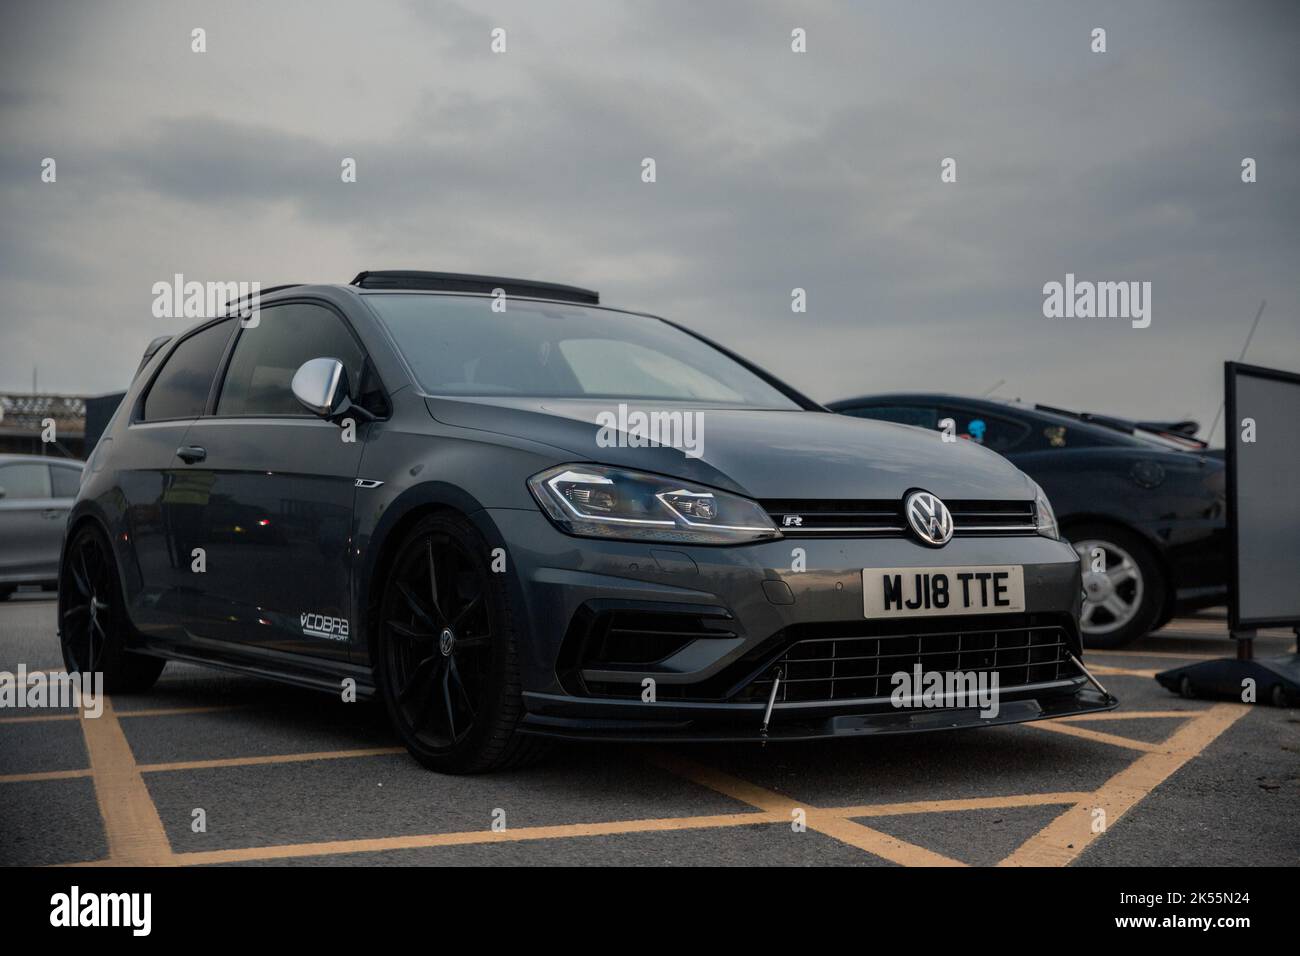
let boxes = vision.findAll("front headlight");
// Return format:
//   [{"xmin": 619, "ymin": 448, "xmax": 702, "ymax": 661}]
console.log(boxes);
[
  {"xmin": 528, "ymin": 464, "xmax": 781, "ymax": 545},
  {"xmin": 1032, "ymin": 483, "xmax": 1060, "ymax": 540}
]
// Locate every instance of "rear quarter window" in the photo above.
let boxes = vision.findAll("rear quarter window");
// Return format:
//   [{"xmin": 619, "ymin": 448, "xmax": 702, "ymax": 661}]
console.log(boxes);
[
  {"xmin": 141, "ymin": 319, "xmax": 234, "ymax": 421},
  {"xmin": 50, "ymin": 465, "xmax": 82, "ymax": 498}
]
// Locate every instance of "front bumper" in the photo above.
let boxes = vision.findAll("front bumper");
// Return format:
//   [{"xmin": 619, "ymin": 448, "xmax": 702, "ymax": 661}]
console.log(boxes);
[
  {"xmin": 486, "ymin": 507, "xmax": 1117, "ymax": 741},
  {"xmin": 519, "ymin": 685, "xmax": 1116, "ymax": 742}
]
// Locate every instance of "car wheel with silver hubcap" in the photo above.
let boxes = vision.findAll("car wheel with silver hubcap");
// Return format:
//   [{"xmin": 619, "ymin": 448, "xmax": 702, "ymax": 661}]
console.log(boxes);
[{"xmin": 1066, "ymin": 523, "xmax": 1166, "ymax": 649}]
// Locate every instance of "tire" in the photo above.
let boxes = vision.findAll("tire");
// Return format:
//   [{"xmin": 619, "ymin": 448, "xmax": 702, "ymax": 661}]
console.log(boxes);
[
  {"xmin": 373, "ymin": 513, "xmax": 545, "ymax": 773},
  {"xmin": 1065, "ymin": 522, "xmax": 1166, "ymax": 650},
  {"xmin": 58, "ymin": 525, "xmax": 165, "ymax": 693}
]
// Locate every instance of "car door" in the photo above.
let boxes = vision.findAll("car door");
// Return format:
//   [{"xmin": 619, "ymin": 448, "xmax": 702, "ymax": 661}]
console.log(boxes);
[
  {"xmin": 173, "ymin": 301, "xmax": 370, "ymax": 660},
  {"xmin": 0, "ymin": 461, "xmax": 61, "ymax": 584},
  {"xmin": 118, "ymin": 318, "xmax": 238, "ymax": 641}
]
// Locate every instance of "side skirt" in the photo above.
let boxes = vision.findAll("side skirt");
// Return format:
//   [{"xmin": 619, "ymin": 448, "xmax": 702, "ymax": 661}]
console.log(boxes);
[{"xmin": 131, "ymin": 637, "xmax": 378, "ymax": 700}]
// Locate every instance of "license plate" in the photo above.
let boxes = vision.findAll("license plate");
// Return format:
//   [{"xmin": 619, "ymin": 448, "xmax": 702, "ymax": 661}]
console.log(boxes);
[{"xmin": 862, "ymin": 565, "xmax": 1025, "ymax": 619}]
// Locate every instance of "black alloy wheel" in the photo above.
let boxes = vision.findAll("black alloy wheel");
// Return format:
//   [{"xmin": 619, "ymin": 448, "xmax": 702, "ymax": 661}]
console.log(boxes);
[
  {"xmin": 58, "ymin": 525, "xmax": 165, "ymax": 692},
  {"xmin": 376, "ymin": 513, "xmax": 541, "ymax": 773}
]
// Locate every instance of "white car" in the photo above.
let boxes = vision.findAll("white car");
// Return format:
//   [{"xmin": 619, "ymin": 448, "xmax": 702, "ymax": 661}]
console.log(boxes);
[{"xmin": 0, "ymin": 454, "xmax": 83, "ymax": 598}]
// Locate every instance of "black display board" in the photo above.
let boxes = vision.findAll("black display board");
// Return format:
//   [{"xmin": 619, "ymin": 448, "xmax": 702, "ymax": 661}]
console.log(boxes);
[{"xmin": 1225, "ymin": 362, "xmax": 1300, "ymax": 632}]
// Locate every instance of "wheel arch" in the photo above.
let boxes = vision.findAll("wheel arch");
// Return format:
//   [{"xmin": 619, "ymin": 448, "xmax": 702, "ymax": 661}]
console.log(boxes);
[
  {"xmin": 59, "ymin": 505, "xmax": 137, "ymax": 642},
  {"xmin": 354, "ymin": 482, "xmax": 517, "ymax": 670},
  {"xmin": 1057, "ymin": 512, "xmax": 1175, "ymax": 622}
]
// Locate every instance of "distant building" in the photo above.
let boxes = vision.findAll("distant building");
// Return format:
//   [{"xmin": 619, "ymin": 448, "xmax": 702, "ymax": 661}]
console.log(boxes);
[{"xmin": 0, "ymin": 392, "xmax": 124, "ymax": 459}]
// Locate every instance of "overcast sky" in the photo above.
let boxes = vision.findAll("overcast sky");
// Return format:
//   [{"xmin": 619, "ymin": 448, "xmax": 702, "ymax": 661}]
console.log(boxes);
[{"xmin": 2, "ymin": 0, "xmax": 1297, "ymax": 442}]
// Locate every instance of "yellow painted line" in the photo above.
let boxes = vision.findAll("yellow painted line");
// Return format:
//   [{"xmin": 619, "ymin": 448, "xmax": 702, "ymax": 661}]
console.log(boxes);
[
  {"xmin": 170, "ymin": 811, "xmax": 785, "ymax": 865},
  {"xmin": 118, "ymin": 704, "xmax": 249, "ymax": 719},
  {"xmin": 79, "ymin": 696, "xmax": 173, "ymax": 865},
  {"xmin": 1089, "ymin": 648, "xmax": 1221, "ymax": 661},
  {"xmin": 1056, "ymin": 710, "xmax": 1196, "ymax": 722},
  {"xmin": 829, "ymin": 792, "xmax": 1090, "ymax": 818},
  {"xmin": 1000, "ymin": 703, "xmax": 1249, "ymax": 867},
  {"xmin": 1023, "ymin": 720, "xmax": 1163, "ymax": 752},
  {"xmin": 138, "ymin": 746, "xmax": 405, "ymax": 774},
  {"xmin": 0, "ymin": 712, "xmax": 80, "ymax": 725},
  {"xmin": 0, "ymin": 703, "xmax": 249, "ymax": 726},
  {"xmin": 1157, "ymin": 620, "xmax": 1230, "ymax": 633},
  {"xmin": 1088, "ymin": 664, "xmax": 1159, "ymax": 678},
  {"xmin": 0, "ymin": 767, "xmax": 93, "ymax": 784},
  {"xmin": 652, "ymin": 752, "xmax": 965, "ymax": 867}
]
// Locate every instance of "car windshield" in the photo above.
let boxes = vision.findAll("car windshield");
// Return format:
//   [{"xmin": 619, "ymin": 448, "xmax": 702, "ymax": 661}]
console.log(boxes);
[{"xmin": 365, "ymin": 294, "xmax": 802, "ymax": 408}]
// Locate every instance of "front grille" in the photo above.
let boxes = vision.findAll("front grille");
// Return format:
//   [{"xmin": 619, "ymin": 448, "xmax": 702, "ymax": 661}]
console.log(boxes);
[
  {"xmin": 762, "ymin": 498, "xmax": 1036, "ymax": 537},
  {"xmin": 738, "ymin": 622, "xmax": 1076, "ymax": 704}
]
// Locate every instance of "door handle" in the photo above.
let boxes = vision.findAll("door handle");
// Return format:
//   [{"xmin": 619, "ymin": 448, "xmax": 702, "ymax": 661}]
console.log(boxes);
[
  {"xmin": 176, "ymin": 445, "xmax": 207, "ymax": 464},
  {"xmin": 41, "ymin": 509, "xmax": 62, "ymax": 519}
]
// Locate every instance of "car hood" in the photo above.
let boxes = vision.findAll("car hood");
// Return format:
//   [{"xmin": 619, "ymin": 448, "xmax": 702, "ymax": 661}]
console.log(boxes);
[{"xmin": 425, "ymin": 396, "xmax": 1036, "ymax": 501}]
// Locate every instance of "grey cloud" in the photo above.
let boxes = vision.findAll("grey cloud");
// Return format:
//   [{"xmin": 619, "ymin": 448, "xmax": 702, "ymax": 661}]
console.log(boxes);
[{"xmin": 0, "ymin": 0, "xmax": 1297, "ymax": 439}]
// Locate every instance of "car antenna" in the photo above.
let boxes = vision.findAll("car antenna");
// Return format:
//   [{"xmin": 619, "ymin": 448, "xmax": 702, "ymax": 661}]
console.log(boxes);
[
  {"xmin": 1207, "ymin": 299, "xmax": 1266, "ymax": 445},
  {"xmin": 981, "ymin": 378, "xmax": 1006, "ymax": 398}
]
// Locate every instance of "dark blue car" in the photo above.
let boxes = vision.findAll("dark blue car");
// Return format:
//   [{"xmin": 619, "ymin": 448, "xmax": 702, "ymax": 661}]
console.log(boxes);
[{"xmin": 828, "ymin": 394, "xmax": 1227, "ymax": 648}]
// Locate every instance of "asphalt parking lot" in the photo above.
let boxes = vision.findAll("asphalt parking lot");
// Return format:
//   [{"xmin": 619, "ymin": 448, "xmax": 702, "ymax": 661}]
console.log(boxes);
[{"xmin": 1, "ymin": 592, "xmax": 1296, "ymax": 867}]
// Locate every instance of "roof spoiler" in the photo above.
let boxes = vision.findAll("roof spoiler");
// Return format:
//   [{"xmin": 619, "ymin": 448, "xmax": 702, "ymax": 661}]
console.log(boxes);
[
  {"xmin": 1035, "ymin": 404, "xmax": 1207, "ymax": 449},
  {"xmin": 350, "ymin": 270, "xmax": 599, "ymax": 305},
  {"xmin": 135, "ymin": 335, "xmax": 173, "ymax": 379}
]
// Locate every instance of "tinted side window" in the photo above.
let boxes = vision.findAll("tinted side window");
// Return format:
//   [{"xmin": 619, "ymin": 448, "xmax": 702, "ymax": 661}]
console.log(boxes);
[
  {"xmin": 940, "ymin": 407, "xmax": 1031, "ymax": 453},
  {"xmin": 0, "ymin": 463, "xmax": 52, "ymax": 500},
  {"xmin": 141, "ymin": 320, "xmax": 234, "ymax": 421},
  {"xmin": 842, "ymin": 404, "xmax": 939, "ymax": 428},
  {"xmin": 217, "ymin": 304, "xmax": 364, "ymax": 417}
]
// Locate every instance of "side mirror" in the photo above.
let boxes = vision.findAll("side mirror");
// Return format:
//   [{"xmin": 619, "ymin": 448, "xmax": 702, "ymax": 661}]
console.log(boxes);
[
  {"xmin": 291, "ymin": 358, "xmax": 349, "ymax": 418},
  {"xmin": 0, "ymin": 487, "xmax": 6, "ymax": 500}
]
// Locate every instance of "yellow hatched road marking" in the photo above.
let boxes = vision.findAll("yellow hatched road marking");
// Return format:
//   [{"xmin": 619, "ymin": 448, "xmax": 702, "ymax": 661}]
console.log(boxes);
[
  {"xmin": 1023, "ymin": 721, "xmax": 1163, "ymax": 752},
  {"xmin": 1000, "ymin": 704, "xmax": 1248, "ymax": 867},
  {"xmin": 138, "ymin": 747, "xmax": 405, "ymax": 774},
  {"xmin": 79, "ymin": 697, "xmax": 174, "ymax": 865},
  {"xmin": 652, "ymin": 752, "xmax": 966, "ymax": 866},
  {"xmin": 168, "ymin": 812, "xmax": 785, "ymax": 865},
  {"xmin": 1056, "ymin": 710, "xmax": 1196, "ymax": 721},
  {"xmin": 41, "ymin": 686, "xmax": 1249, "ymax": 867},
  {"xmin": 832, "ymin": 792, "xmax": 1090, "ymax": 818},
  {"xmin": 1088, "ymin": 664, "xmax": 1159, "ymax": 678},
  {"xmin": 0, "ymin": 767, "xmax": 93, "ymax": 784}
]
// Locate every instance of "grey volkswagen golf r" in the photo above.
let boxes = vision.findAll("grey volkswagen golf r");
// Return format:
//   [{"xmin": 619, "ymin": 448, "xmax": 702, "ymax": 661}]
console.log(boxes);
[{"xmin": 62, "ymin": 271, "xmax": 1116, "ymax": 772}]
